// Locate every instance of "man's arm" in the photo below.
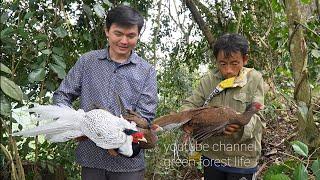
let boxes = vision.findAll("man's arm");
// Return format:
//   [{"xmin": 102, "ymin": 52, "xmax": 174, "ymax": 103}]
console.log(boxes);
[
  {"xmin": 239, "ymin": 73, "xmax": 265, "ymax": 141},
  {"xmin": 53, "ymin": 57, "xmax": 84, "ymax": 107},
  {"xmin": 134, "ymin": 67, "xmax": 158, "ymax": 122}
]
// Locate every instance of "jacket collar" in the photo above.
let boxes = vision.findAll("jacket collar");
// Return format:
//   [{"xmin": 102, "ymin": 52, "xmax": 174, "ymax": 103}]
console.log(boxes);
[{"xmin": 212, "ymin": 67, "xmax": 253, "ymax": 87}]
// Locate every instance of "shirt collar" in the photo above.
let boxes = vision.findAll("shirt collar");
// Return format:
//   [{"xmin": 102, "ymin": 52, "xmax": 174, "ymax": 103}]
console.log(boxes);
[{"xmin": 97, "ymin": 47, "xmax": 139, "ymax": 64}]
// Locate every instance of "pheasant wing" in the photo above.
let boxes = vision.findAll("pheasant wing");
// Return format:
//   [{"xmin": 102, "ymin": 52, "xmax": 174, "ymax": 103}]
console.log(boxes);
[
  {"xmin": 152, "ymin": 107, "xmax": 208, "ymax": 130},
  {"xmin": 188, "ymin": 106, "xmax": 237, "ymax": 141},
  {"xmin": 45, "ymin": 130, "xmax": 84, "ymax": 142},
  {"xmin": 192, "ymin": 122, "xmax": 227, "ymax": 142},
  {"xmin": 81, "ymin": 109, "xmax": 129, "ymax": 150}
]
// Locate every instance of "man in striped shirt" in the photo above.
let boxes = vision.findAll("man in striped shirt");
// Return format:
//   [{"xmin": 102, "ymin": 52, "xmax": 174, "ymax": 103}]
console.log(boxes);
[{"xmin": 53, "ymin": 5, "xmax": 157, "ymax": 180}]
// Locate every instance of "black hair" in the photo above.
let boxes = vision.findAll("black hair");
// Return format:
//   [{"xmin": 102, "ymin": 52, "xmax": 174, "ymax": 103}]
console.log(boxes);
[
  {"xmin": 213, "ymin": 33, "xmax": 249, "ymax": 58},
  {"xmin": 105, "ymin": 5, "xmax": 144, "ymax": 33}
]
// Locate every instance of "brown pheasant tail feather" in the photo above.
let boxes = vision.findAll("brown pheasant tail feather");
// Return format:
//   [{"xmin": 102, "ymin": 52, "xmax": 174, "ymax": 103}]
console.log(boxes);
[{"xmin": 152, "ymin": 107, "xmax": 207, "ymax": 130}]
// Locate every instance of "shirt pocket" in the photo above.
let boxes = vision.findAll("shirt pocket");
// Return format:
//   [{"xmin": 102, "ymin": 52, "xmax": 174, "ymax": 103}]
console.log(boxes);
[
  {"xmin": 232, "ymin": 91, "xmax": 252, "ymax": 112},
  {"xmin": 116, "ymin": 72, "xmax": 144, "ymax": 105}
]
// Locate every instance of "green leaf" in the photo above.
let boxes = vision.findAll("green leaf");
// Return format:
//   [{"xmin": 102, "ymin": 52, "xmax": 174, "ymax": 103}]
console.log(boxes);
[
  {"xmin": 263, "ymin": 163, "xmax": 292, "ymax": 180},
  {"xmin": 293, "ymin": 163, "xmax": 308, "ymax": 180},
  {"xmin": 103, "ymin": 0, "xmax": 113, "ymax": 7},
  {"xmin": 37, "ymin": 42, "xmax": 46, "ymax": 50},
  {"xmin": 1, "ymin": 27, "xmax": 14, "ymax": 39},
  {"xmin": 93, "ymin": 3, "xmax": 106, "ymax": 18},
  {"xmin": 45, "ymin": 80, "xmax": 56, "ymax": 91},
  {"xmin": 83, "ymin": 32, "xmax": 92, "ymax": 41},
  {"xmin": 18, "ymin": 25, "xmax": 28, "ymax": 39},
  {"xmin": 268, "ymin": 174, "xmax": 291, "ymax": 180},
  {"xmin": 291, "ymin": 141, "xmax": 308, "ymax": 157},
  {"xmin": 52, "ymin": 47, "xmax": 65, "ymax": 55},
  {"xmin": 34, "ymin": 34, "xmax": 48, "ymax": 41},
  {"xmin": 52, "ymin": 54, "xmax": 66, "ymax": 69},
  {"xmin": 54, "ymin": 26, "xmax": 68, "ymax": 38},
  {"xmin": 23, "ymin": 11, "xmax": 34, "ymax": 20},
  {"xmin": 311, "ymin": 49, "xmax": 320, "ymax": 58},
  {"xmin": 1, "ymin": 11, "xmax": 9, "ymax": 24},
  {"xmin": 28, "ymin": 68, "xmax": 46, "ymax": 82},
  {"xmin": 0, "ymin": 94, "xmax": 11, "ymax": 117},
  {"xmin": 49, "ymin": 64, "xmax": 66, "ymax": 79},
  {"xmin": 297, "ymin": 101, "xmax": 308, "ymax": 122},
  {"xmin": 0, "ymin": 63, "xmax": 12, "ymax": 74},
  {"xmin": 41, "ymin": 49, "xmax": 52, "ymax": 55},
  {"xmin": 312, "ymin": 159, "xmax": 320, "ymax": 179},
  {"xmin": 300, "ymin": 0, "xmax": 312, "ymax": 4},
  {"xmin": 0, "ymin": 76, "xmax": 23, "ymax": 101}
]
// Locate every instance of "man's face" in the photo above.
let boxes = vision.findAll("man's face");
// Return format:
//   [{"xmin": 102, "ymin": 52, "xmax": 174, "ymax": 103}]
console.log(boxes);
[
  {"xmin": 105, "ymin": 23, "xmax": 139, "ymax": 60},
  {"xmin": 216, "ymin": 50, "xmax": 248, "ymax": 79}
]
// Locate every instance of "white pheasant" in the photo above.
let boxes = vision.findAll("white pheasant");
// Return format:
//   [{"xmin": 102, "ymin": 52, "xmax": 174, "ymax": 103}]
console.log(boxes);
[{"xmin": 12, "ymin": 105, "xmax": 147, "ymax": 157}]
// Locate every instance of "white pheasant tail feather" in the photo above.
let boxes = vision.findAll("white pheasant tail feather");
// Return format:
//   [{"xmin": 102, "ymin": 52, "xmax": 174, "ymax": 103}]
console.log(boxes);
[
  {"xmin": 12, "ymin": 105, "xmax": 138, "ymax": 157},
  {"xmin": 13, "ymin": 105, "xmax": 85, "ymax": 137}
]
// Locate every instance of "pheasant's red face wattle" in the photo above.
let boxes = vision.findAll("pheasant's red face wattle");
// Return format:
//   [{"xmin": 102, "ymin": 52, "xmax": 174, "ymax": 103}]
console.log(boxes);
[
  {"xmin": 254, "ymin": 102, "xmax": 264, "ymax": 110},
  {"xmin": 132, "ymin": 132, "xmax": 147, "ymax": 143}
]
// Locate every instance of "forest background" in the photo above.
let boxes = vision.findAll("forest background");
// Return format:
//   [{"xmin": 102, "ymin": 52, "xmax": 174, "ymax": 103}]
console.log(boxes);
[{"xmin": 0, "ymin": 0, "xmax": 319, "ymax": 179}]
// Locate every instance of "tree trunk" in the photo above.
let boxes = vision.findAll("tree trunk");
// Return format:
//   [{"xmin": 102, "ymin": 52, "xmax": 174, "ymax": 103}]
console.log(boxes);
[
  {"xmin": 316, "ymin": 0, "xmax": 320, "ymax": 18},
  {"xmin": 285, "ymin": 0, "xmax": 320, "ymax": 148},
  {"xmin": 185, "ymin": 0, "xmax": 215, "ymax": 51},
  {"xmin": 152, "ymin": 0, "xmax": 162, "ymax": 66}
]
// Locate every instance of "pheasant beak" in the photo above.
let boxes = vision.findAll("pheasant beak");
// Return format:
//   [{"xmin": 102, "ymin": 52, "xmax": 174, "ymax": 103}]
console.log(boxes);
[
  {"xmin": 138, "ymin": 137, "xmax": 147, "ymax": 143},
  {"xmin": 154, "ymin": 126, "xmax": 163, "ymax": 132},
  {"xmin": 257, "ymin": 104, "xmax": 265, "ymax": 110},
  {"xmin": 150, "ymin": 124, "xmax": 163, "ymax": 132}
]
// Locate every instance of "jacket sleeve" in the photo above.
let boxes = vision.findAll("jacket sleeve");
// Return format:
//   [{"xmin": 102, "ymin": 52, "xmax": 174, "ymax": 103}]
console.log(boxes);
[
  {"xmin": 52, "ymin": 57, "xmax": 84, "ymax": 107},
  {"xmin": 135, "ymin": 67, "xmax": 158, "ymax": 122},
  {"xmin": 240, "ymin": 74, "xmax": 265, "ymax": 142}
]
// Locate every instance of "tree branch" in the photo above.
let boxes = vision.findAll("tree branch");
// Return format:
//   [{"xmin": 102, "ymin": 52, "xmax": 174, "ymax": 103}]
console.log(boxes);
[
  {"xmin": 185, "ymin": 0, "xmax": 215, "ymax": 51},
  {"xmin": 235, "ymin": 0, "xmax": 244, "ymax": 33}
]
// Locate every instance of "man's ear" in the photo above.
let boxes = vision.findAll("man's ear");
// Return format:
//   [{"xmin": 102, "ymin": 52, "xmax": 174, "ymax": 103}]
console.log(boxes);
[
  {"xmin": 243, "ymin": 54, "xmax": 249, "ymax": 65},
  {"xmin": 104, "ymin": 28, "xmax": 109, "ymax": 37}
]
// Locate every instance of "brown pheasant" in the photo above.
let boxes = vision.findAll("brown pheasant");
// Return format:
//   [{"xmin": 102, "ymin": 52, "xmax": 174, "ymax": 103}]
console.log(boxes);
[{"xmin": 152, "ymin": 102, "xmax": 264, "ymax": 142}]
